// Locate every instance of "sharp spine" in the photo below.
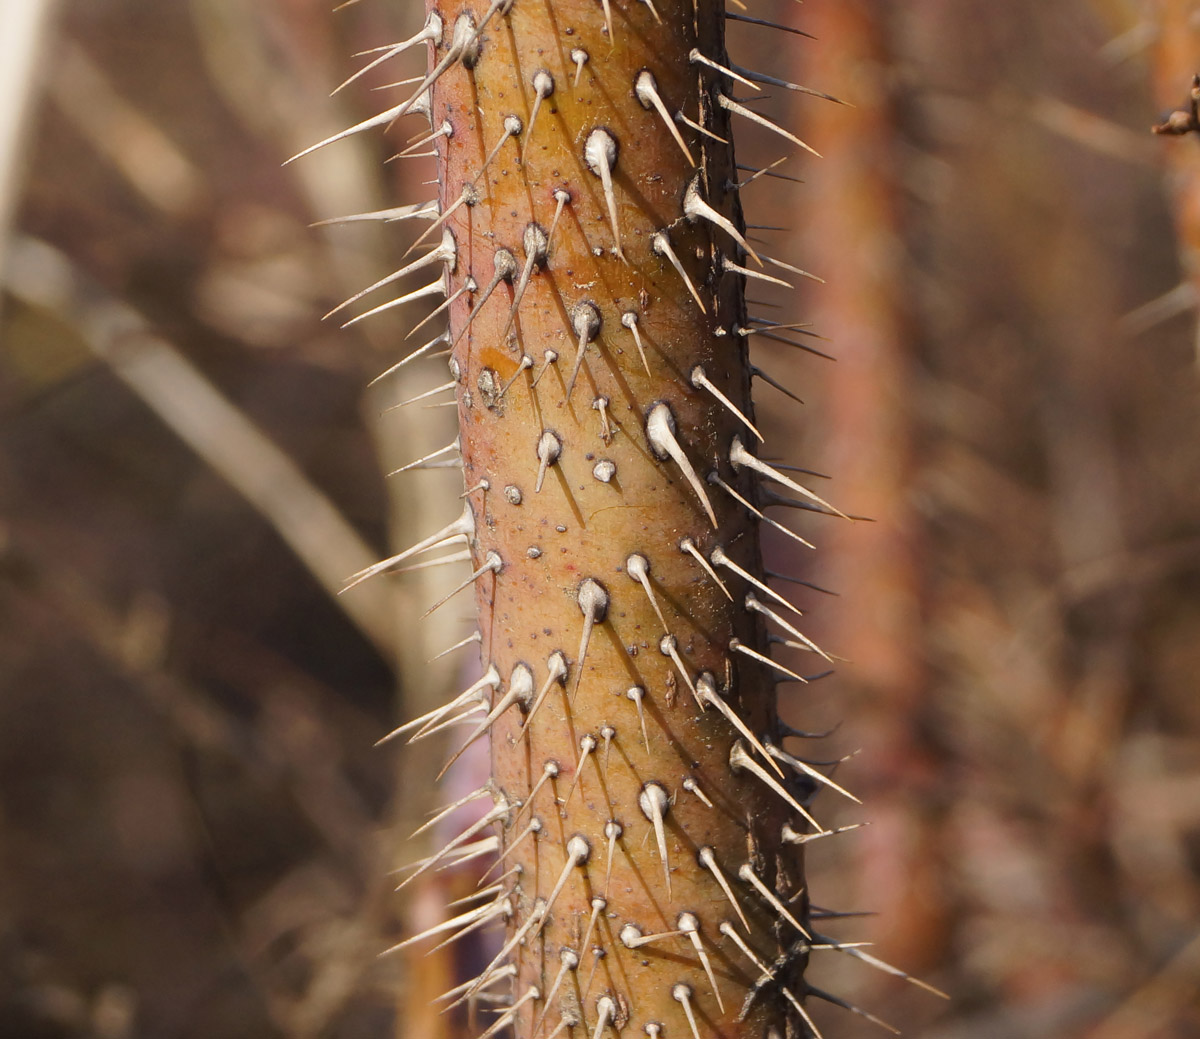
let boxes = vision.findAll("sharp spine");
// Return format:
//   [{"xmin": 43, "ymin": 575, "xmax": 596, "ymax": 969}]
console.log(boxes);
[
  {"xmin": 635, "ymin": 70, "xmax": 695, "ymax": 165},
  {"xmin": 573, "ymin": 578, "xmax": 609, "ymax": 695},
  {"xmin": 698, "ymin": 847, "xmax": 749, "ymax": 931},
  {"xmin": 717, "ymin": 90, "xmax": 821, "ymax": 157},
  {"xmin": 711, "ymin": 545, "xmax": 805, "ymax": 616},
  {"xmin": 746, "ymin": 594, "xmax": 833, "ymax": 661},
  {"xmin": 677, "ymin": 913, "xmax": 723, "ymax": 1011},
  {"xmin": 638, "ymin": 781, "xmax": 673, "ymax": 896},
  {"xmin": 421, "ymin": 549, "xmax": 502, "ymax": 619},
  {"xmin": 737, "ymin": 861, "xmax": 811, "ymax": 937},
  {"xmin": 653, "ymin": 232, "xmax": 706, "ymax": 312},
  {"xmin": 690, "ymin": 365, "xmax": 762, "ymax": 441},
  {"xmin": 566, "ymin": 301, "xmax": 602, "ymax": 398},
  {"xmin": 584, "ymin": 129, "xmax": 624, "ymax": 260},
  {"xmin": 730, "ymin": 435, "xmax": 849, "ymax": 517},
  {"xmin": 646, "ymin": 403, "xmax": 717, "ymax": 527},
  {"xmin": 683, "ymin": 175, "xmax": 760, "ymax": 264},
  {"xmin": 730, "ymin": 740, "xmax": 820, "ymax": 829},
  {"xmin": 535, "ymin": 430, "xmax": 563, "ymax": 492},
  {"xmin": 696, "ymin": 672, "xmax": 783, "ymax": 777},
  {"xmin": 343, "ymin": 501, "xmax": 473, "ymax": 590},
  {"xmin": 620, "ymin": 311, "xmax": 651, "ymax": 375}
]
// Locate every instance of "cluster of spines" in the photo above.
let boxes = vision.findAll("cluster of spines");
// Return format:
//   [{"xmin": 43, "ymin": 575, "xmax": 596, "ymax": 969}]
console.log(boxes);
[{"xmin": 303, "ymin": 0, "xmax": 946, "ymax": 1036}]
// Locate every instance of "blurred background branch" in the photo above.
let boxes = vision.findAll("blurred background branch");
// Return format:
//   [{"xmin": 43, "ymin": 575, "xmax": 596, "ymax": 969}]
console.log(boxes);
[{"xmin": 1, "ymin": 1, "xmax": 1198, "ymax": 1038}]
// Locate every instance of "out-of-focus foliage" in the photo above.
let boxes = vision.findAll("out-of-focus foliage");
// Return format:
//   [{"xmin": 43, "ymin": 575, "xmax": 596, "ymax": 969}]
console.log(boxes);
[{"xmin": 0, "ymin": 1, "xmax": 1196, "ymax": 1038}]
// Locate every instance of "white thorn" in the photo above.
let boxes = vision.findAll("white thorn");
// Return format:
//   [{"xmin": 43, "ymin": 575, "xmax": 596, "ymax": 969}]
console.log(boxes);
[
  {"xmin": 731, "ymin": 740, "xmax": 820, "ymax": 828},
  {"xmin": 696, "ymin": 672, "xmax": 783, "ymax": 777},
  {"xmin": 717, "ymin": 90, "xmax": 822, "ymax": 157},
  {"xmin": 532, "ymin": 949, "xmax": 580, "ymax": 1037},
  {"xmin": 383, "ymin": 548, "xmax": 471, "ymax": 575},
  {"xmin": 584, "ymin": 128, "xmax": 624, "ymax": 260},
  {"xmin": 626, "ymin": 686, "xmax": 650, "ymax": 751},
  {"xmin": 477, "ymin": 986, "xmax": 540, "ymax": 1039},
  {"xmin": 371, "ymin": 333, "xmax": 450, "ymax": 386},
  {"xmin": 537, "ymin": 836, "xmax": 591, "ymax": 934},
  {"xmin": 737, "ymin": 861, "xmax": 811, "ymax": 937},
  {"xmin": 494, "ymin": 816, "xmax": 542, "ymax": 864},
  {"xmin": 522, "ymin": 70, "xmax": 555, "ymax": 161},
  {"xmin": 566, "ymin": 301, "xmax": 601, "ymax": 398},
  {"xmin": 405, "ymin": 277, "xmax": 474, "ymax": 340},
  {"xmin": 571, "ymin": 48, "xmax": 589, "ymax": 86},
  {"xmin": 688, "ymin": 47, "xmax": 760, "ymax": 91},
  {"xmin": 514, "ymin": 760, "xmax": 561, "ymax": 822},
  {"xmin": 646, "ymin": 403, "xmax": 716, "ymax": 527},
  {"xmin": 387, "ymin": 379, "xmax": 456, "ymax": 411},
  {"xmin": 723, "ymin": 255, "xmax": 792, "ymax": 288},
  {"xmin": 535, "ymin": 429, "xmax": 563, "ymax": 493},
  {"xmin": 531, "ymin": 349, "xmax": 558, "ymax": 387},
  {"xmin": 730, "ymin": 436, "xmax": 849, "ymax": 518},
  {"xmin": 502, "ymin": 220, "xmax": 552, "ymax": 339},
  {"xmin": 690, "ymin": 365, "xmax": 762, "ymax": 441},
  {"xmin": 591, "ymin": 996, "xmax": 617, "ymax": 1039},
  {"xmin": 396, "ymin": 119, "xmax": 452, "ymax": 159},
  {"xmin": 638, "ymin": 781, "xmax": 673, "ymax": 897},
  {"xmin": 746, "ymin": 594, "xmax": 833, "ymax": 661},
  {"xmin": 619, "ymin": 923, "xmax": 685, "ymax": 950},
  {"xmin": 672, "ymin": 984, "xmax": 702, "ymax": 1039},
  {"xmin": 680, "ymin": 537, "xmax": 731, "ymax": 598},
  {"xmin": 332, "ymin": 13, "xmax": 442, "ymax": 94},
  {"xmin": 409, "ymin": 783, "xmax": 492, "ymax": 838},
  {"xmin": 730, "ymin": 638, "xmax": 812, "ymax": 684},
  {"xmin": 682, "ymin": 176, "xmax": 760, "ymax": 264},
  {"xmin": 397, "ymin": 800, "xmax": 509, "ymax": 890},
  {"xmin": 421, "ymin": 549, "xmax": 501, "ymax": 620},
  {"xmin": 782, "ymin": 821, "xmax": 865, "ymax": 845},
  {"xmin": 429, "ymin": 629, "xmax": 482, "ymax": 662},
  {"xmin": 592, "ymin": 396, "xmax": 613, "ymax": 442},
  {"xmin": 652, "ymin": 232, "xmax": 706, "ymax": 312},
  {"xmin": 699, "ymin": 848, "xmax": 749, "ymax": 931},
  {"xmin": 708, "ymin": 472, "xmax": 816, "ymax": 550},
  {"xmin": 573, "ymin": 578, "xmax": 609, "ymax": 695},
  {"xmin": 389, "ymin": 665, "xmax": 498, "ymax": 745},
  {"xmin": 603, "ymin": 819, "xmax": 623, "ymax": 895},
  {"xmin": 561, "ymin": 733, "xmax": 597, "ymax": 808},
  {"xmin": 578, "ymin": 896, "xmax": 606, "ymax": 968},
  {"xmin": 451, "ymin": 247, "xmax": 518, "ymax": 349},
  {"xmin": 519, "ymin": 652, "xmax": 569, "ymax": 741},
  {"xmin": 620, "ymin": 311, "xmax": 651, "ymax": 375},
  {"xmin": 682, "ymin": 776, "xmax": 712, "ymax": 808},
  {"xmin": 312, "ymin": 199, "xmax": 437, "ymax": 227},
  {"xmin": 635, "ymin": 71, "xmax": 694, "ymax": 165},
  {"xmin": 343, "ymin": 502, "xmax": 473, "ymax": 591},
  {"xmin": 626, "ymin": 553, "xmax": 668, "ymax": 630},
  {"xmin": 435, "ymin": 659, "xmax": 529, "ymax": 777},
  {"xmin": 659, "ymin": 634, "xmax": 698, "ymax": 703},
  {"xmin": 472, "ymin": 114, "xmax": 523, "ymax": 185},
  {"xmin": 434, "ymin": 963, "xmax": 517, "ymax": 1007},
  {"xmin": 382, "ymin": 895, "xmax": 506, "ymax": 953},
  {"xmin": 405, "ymin": 182, "xmax": 475, "ymax": 259},
  {"xmin": 677, "ymin": 913, "xmax": 723, "ymax": 1012},
  {"xmin": 341, "ymin": 277, "xmax": 445, "ymax": 328},
  {"xmin": 676, "ymin": 108, "xmax": 727, "ymax": 143},
  {"xmin": 711, "ymin": 545, "xmax": 804, "ymax": 617},
  {"xmin": 467, "ymin": 900, "xmax": 547, "ymax": 998}
]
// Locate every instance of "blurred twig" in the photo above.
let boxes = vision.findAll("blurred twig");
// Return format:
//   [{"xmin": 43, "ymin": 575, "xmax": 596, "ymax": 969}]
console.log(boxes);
[
  {"xmin": 3, "ymin": 234, "xmax": 397, "ymax": 658},
  {"xmin": 0, "ymin": 0, "xmax": 59, "ymax": 297}
]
